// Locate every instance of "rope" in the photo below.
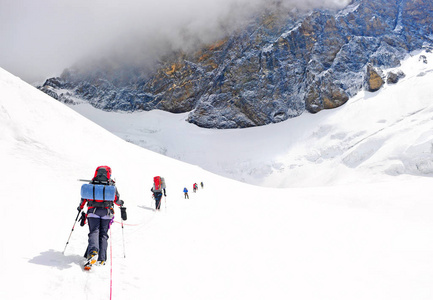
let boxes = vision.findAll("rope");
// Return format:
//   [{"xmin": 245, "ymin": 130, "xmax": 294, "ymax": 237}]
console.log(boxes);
[
  {"xmin": 106, "ymin": 199, "xmax": 161, "ymax": 298},
  {"xmin": 113, "ymin": 220, "xmax": 140, "ymax": 226}
]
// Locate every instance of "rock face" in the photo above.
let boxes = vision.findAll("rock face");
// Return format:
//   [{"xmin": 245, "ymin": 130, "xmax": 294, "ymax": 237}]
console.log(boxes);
[
  {"xmin": 39, "ymin": 0, "xmax": 433, "ymax": 129},
  {"xmin": 386, "ymin": 70, "xmax": 405, "ymax": 84},
  {"xmin": 365, "ymin": 64, "xmax": 384, "ymax": 92}
]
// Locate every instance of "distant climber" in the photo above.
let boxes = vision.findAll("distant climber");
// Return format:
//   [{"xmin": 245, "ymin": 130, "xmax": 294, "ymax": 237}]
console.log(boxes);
[{"xmin": 151, "ymin": 176, "xmax": 166, "ymax": 210}]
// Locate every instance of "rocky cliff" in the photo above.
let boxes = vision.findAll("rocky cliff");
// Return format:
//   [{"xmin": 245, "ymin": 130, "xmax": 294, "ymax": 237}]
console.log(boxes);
[{"xmin": 39, "ymin": 0, "xmax": 433, "ymax": 129}]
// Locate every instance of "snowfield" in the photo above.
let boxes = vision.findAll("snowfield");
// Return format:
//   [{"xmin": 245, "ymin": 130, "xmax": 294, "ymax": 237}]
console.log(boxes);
[
  {"xmin": 0, "ymin": 50, "xmax": 432, "ymax": 300},
  {"xmin": 70, "ymin": 51, "xmax": 433, "ymax": 188}
]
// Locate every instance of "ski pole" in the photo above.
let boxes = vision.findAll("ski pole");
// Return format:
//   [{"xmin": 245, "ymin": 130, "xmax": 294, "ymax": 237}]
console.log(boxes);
[{"xmin": 62, "ymin": 210, "xmax": 81, "ymax": 255}]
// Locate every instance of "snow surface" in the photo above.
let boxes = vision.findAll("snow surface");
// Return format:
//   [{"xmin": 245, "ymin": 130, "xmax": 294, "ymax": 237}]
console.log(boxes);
[
  {"xmin": 0, "ymin": 50, "xmax": 433, "ymax": 300},
  {"xmin": 71, "ymin": 51, "xmax": 433, "ymax": 188}
]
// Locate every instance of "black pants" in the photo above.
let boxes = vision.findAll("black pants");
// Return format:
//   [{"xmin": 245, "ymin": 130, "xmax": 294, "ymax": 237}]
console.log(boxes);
[
  {"xmin": 86, "ymin": 208, "xmax": 111, "ymax": 261},
  {"xmin": 154, "ymin": 192, "xmax": 162, "ymax": 209}
]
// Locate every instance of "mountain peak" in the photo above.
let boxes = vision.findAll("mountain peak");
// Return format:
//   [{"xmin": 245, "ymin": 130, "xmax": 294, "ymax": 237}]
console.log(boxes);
[{"xmin": 39, "ymin": 0, "xmax": 433, "ymax": 129}]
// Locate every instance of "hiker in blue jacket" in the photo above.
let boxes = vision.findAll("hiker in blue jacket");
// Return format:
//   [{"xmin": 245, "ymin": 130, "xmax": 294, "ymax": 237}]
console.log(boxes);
[
  {"xmin": 78, "ymin": 166, "xmax": 125, "ymax": 269},
  {"xmin": 183, "ymin": 187, "xmax": 189, "ymax": 199}
]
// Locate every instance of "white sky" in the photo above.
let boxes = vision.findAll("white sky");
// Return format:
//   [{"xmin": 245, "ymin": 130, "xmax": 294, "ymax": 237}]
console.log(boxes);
[{"xmin": 0, "ymin": 0, "xmax": 350, "ymax": 83}]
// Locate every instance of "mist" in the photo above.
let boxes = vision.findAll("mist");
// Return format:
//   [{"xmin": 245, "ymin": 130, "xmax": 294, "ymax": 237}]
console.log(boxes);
[{"xmin": 0, "ymin": 0, "xmax": 350, "ymax": 83}]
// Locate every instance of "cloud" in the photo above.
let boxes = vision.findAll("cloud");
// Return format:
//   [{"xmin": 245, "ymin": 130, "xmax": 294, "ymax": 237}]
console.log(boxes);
[{"xmin": 0, "ymin": 0, "xmax": 350, "ymax": 83}]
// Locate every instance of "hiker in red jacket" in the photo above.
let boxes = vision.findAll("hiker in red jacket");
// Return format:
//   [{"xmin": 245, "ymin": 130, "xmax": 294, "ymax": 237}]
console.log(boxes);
[{"xmin": 78, "ymin": 166, "xmax": 125, "ymax": 269}]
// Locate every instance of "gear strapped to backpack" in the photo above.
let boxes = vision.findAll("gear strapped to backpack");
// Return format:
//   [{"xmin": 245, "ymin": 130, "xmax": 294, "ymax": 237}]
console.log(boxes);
[
  {"xmin": 80, "ymin": 166, "xmax": 118, "ymax": 208},
  {"xmin": 80, "ymin": 184, "xmax": 117, "ymax": 201}
]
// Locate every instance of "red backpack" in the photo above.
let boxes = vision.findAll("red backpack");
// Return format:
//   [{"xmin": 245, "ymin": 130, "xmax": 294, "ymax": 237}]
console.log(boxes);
[
  {"xmin": 92, "ymin": 166, "xmax": 112, "ymax": 184},
  {"xmin": 154, "ymin": 176, "xmax": 162, "ymax": 191}
]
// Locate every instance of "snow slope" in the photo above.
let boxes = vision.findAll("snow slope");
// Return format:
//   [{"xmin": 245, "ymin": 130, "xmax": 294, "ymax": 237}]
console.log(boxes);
[
  {"xmin": 0, "ymin": 50, "xmax": 432, "ymax": 299},
  {"xmin": 70, "ymin": 51, "xmax": 433, "ymax": 187}
]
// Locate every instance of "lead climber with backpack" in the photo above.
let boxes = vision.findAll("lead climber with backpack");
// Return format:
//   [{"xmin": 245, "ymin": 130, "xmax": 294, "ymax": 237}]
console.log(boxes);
[
  {"xmin": 151, "ymin": 176, "xmax": 166, "ymax": 210},
  {"xmin": 77, "ymin": 166, "xmax": 126, "ymax": 270}
]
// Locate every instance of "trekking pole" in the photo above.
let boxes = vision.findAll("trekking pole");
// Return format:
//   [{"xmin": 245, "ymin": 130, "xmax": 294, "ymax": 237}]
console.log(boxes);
[
  {"xmin": 121, "ymin": 218, "xmax": 126, "ymax": 258},
  {"xmin": 109, "ymin": 226, "xmax": 113, "ymax": 300},
  {"xmin": 62, "ymin": 210, "xmax": 81, "ymax": 255},
  {"xmin": 119, "ymin": 205, "xmax": 127, "ymax": 258}
]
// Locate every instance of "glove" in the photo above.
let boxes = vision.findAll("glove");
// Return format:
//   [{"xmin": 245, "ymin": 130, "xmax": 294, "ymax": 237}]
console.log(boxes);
[
  {"xmin": 117, "ymin": 199, "xmax": 124, "ymax": 206},
  {"xmin": 79, "ymin": 212, "xmax": 87, "ymax": 227},
  {"xmin": 77, "ymin": 206, "xmax": 82, "ymax": 212},
  {"xmin": 120, "ymin": 207, "xmax": 127, "ymax": 221}
]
